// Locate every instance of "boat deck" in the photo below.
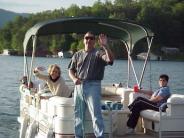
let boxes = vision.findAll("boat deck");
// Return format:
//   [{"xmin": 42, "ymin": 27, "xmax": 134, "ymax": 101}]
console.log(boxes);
[
  {"xmin": 82, "ymin": 132, "xmax": 157, "ymax": 138},
  {"xmin": 60, "ymin": 133, "xmax": 156, "ymax": 138},
  {"xmin": 114, "ymin": 133, "xmax": 156, "ymax": 138}
]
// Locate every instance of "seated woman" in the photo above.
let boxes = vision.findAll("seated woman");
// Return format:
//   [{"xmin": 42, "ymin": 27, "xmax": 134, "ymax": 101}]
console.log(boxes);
[
  {"xmin": 33, "ymin": 64, "xmax": 72, "ymax": 98},
  {"xmin": 126, "ymin": 74, "xmax": 171, "ymax": 134}
]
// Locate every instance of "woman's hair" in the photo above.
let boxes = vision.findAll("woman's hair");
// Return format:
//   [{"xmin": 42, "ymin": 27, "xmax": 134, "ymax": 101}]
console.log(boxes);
[{"xmin": 48, "ymin": 64, "xmax": 61, "ymax": 76}]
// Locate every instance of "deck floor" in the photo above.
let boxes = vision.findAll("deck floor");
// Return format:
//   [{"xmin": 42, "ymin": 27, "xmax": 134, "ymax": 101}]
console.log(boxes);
[
  {"xmin": 83, "ymin": 132, "xmax": 156, "ymax": 138},
  {"xmin": 113, "ymin": 133, "xmax": 156, "ymax": 138}
]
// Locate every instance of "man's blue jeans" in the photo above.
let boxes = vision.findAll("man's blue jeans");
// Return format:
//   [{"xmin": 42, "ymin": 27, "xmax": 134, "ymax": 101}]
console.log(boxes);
[{"xmin": 74, "ymin": 80, "xmax": 104, "ymax": 138}]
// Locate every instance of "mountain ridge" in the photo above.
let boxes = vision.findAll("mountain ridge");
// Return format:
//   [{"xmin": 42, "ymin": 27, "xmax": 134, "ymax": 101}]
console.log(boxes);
[{"xmin": 0, "ymin": 9, "xmax": 29, "ymax": 28}]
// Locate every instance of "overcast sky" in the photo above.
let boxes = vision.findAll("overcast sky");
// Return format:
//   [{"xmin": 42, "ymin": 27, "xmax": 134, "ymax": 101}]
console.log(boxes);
[{"xmin": 0, "ymin": 0, "xmax": 114, "ymax": 13}]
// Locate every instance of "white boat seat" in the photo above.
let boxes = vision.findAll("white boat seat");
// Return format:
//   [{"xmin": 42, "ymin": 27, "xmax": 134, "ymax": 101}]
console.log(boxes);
[
  {"xmin": 166, "ymin": 94, "xmax": 184, "ymax": 116},
  {"xmin": 101, "ymin": 86, "xmax": 133, "ymax": 96},
  {"xmin": 129, "ymin": 93, "xmax": 184, "ymax": 121},
  {"xmin": 140, "ymin": 110, "xmax": 166, "ymax": 122},
  {"xmin": 129, "ymin": 93, "xmax": 184, "ymax": 138}
]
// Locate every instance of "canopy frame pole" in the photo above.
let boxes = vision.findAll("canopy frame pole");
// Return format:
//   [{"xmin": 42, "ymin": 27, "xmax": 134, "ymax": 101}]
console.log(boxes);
[
  {"xmin": 138, "ymin": 36, "xmax": 154, "ymax": 88},
  {"xmin": 28, "ymin": 35, "xmax": 37, "ymax": 87},
  {"xmin": 24, "ymin": 42, "xmax": 29, "ymax": 77},
  {"xmin": 124, "ymin": 43, "xmax": 130, "ymax": 88},
  {"xmin": 125, "ymin": 44, "xmax": 139, "ymax": 87},
  {"xmin": 23, "ymin": 48, "xmax": 26, "ymax": 76},
  {"xmin": 129, "ymin": 52, "xmax": 139, "ymax": 85},
  {"xmin": 121, "ymin": 41, "xmax": 132, "ymax": 88}
]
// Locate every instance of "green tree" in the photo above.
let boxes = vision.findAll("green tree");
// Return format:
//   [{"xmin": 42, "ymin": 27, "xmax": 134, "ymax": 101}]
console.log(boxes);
[
  {"xmin": 78, "ymin": 40, "xmax": 84, "ymax": 50},
  {"xmin": 91, "ymin": 1, "xmax": 109, "ymax": 17},
  {"xmin": 49, "ymin": 36, "xmax": 59, "ymax": 54},
  {"xmin": 0, "ymin": 24, "xmax": 12, "ymax": 49},
  {"xmin": 114, "ymin": 0, "xmax": 133, "ymax": 6},
  {"xmin": 80, "ymin": 6, "xmax": 92, "ymax": 16},
  {"xmin": 70, "ymin": 42, "xmax": 78, "ymax": 53},
  {"xmin": 11, "ymin": 32, "xmax": 23, "ymax": 53},
  {"xmin": 56, "ymin": 34, "xmax": 74, "ymax": 52},
  {"xmin": 65, "ymin": 4, "xmax": 81, "ymax": 17},
  {"xmin": 172, "ymin": 2, "xmax": 184, "ymax": 22}
]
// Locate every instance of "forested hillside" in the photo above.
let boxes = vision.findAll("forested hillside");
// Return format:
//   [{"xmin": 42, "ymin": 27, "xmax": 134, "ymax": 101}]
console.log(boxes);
[{"xmin": 0, "ymin": 0, "xmax": 183, "ymax": 59}]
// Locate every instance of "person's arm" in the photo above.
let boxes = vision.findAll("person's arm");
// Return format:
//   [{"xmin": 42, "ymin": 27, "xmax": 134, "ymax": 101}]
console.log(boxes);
[
  {"xmin": 139, "ymin": 89, "xmax": 153, "ymax": 96},
  {"xmin": 103, "ymin": 45, "xmax": 114, "ymax": 63},
  {"xmin": 149, "ymin": 87, "xmax": 169, "ymax": 102},
  {"xmin": 33, "ymin": 67, "xmax": 48, "ymax": 81},
  {"xmin": 69, "ymin": 69, "xmax": 81, "ymax": 85},
  {"xmin": 98, "ymin": 34, "xmax": 114, "ymax": 63},
  {"xmin": 149, "ymin": 95, "xmax": 163, "ymax": 102}
]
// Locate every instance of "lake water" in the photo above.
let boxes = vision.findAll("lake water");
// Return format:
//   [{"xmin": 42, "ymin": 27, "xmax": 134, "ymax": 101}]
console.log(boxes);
[{"xmin": 0, "ymin": 56, "xmax": 183, "ymax": 138}]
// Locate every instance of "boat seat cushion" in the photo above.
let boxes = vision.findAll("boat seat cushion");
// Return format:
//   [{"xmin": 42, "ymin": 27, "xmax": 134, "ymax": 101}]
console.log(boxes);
[
  {"xmin": 167, "ymin": 94, "xmax": 184, "ymax": 104},
  {"xmin": 166, "ymin": 94, "xmax": 184, "ymax": 116},
  {"xmin": 101, "ymin": 86, "xmax": 133, "ymax": 96},
  {"xmin": 101, "ymin": 86, "xmax": 117, "ymax": 96},
  {"xmin": 140, "ymin": 110, "xmax": 167, "ymax": 122},
  {"xmin": 140, "ymin": 94, "xmax": 184, "ymax": 122}
]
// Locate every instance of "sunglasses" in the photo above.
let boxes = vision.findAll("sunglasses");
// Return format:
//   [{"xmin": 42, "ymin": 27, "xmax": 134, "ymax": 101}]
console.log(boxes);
[{"xmin": 84, "ymin": 36, "xmax": 95, "ymax": 40}]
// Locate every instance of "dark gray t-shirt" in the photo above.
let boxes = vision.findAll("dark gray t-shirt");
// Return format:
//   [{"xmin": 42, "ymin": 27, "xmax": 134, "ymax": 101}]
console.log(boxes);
[{"xmin": 68, "ymin": 48, "xmax": 113, "ymax": 80}]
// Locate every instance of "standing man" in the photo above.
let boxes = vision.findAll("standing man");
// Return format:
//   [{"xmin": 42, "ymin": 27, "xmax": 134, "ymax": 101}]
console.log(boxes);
[{"xmin": 68, "ymin": 31, "xmax": 114, "ymax": 138}]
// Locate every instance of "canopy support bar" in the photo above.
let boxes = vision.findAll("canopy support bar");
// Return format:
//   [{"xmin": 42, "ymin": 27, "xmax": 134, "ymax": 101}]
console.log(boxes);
[
  {"xmin": 138, "ymin": 36, "xmax": 154, "ymax": 88},
  {"xmin": 125, "ymin": 45, "xmax": 139, "ymax": 86},
  {"xmin": 121, "ymin": 41, "xmax": 130, "ymax": 88},
  {"xmin": 24, "ymin": 44, "xmax": 29, "ymax": 77},
  {"xmin": 129, "ymin": 53, "xmax": 139, "ymax": 85},
  {"xmin": 28, "ymin": 35, "xmax": 37, "ymax": 87}
]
